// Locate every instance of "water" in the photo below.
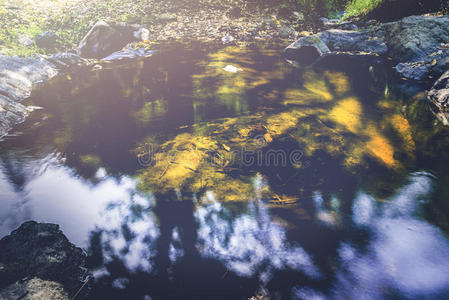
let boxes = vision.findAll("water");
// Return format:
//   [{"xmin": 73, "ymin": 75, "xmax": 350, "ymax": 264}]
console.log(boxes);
[{"xmin": 1, "ymin": 43, "xmax": 449, "ymax": 299}]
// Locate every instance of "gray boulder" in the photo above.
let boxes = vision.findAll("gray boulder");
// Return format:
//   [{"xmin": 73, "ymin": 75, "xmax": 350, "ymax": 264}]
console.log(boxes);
[
  {"xmin": 428, "ymin": 70, "xmax": 449, "ymax": 125},
  {"xmin": 18, "ymin": 35, "xmax": 34, "ymax": 47},
  {"xmin": 384, "ymin": 15, "xmax": 449, "ymax": 61},
  {"xmin": 284, "ymin": 35, "xmax": 330, "ymax": 65},
  {"xmin": 0, "ymin": 96, "xmax": 29, "ymax": 138},
  {"xmin": 78, "ymin": 20, "xmax": 149, "ymax": 59},
  {"xmin": 317, "ymin": 29, "xmax": 388, "ymax": 54},
  {"xmin": 395, "ymin": 62, "xmax": 431, "ymax": 81},
  {"xmin": 0, "ymin": 221, "xmax": 90, "ymax": 298},
  {"xmin": 384, "ymin": 15, "xmax": 449, "ymax": 80},
  {"xmin": 285, "ymin": 28, "xmax": 387, "ymax": 65},
  {"xmin": 0, "ymin": 55, "xmax": 58, "ymax": 137}
]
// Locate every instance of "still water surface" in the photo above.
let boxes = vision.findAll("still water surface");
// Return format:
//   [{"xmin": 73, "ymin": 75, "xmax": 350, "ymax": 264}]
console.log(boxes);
[{"xmin": 1, "ymin": 43, "xmax": 449, "ymax": 299}]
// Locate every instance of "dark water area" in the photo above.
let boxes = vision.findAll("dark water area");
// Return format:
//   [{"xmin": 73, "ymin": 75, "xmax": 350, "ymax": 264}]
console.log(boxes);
[{"xmin": 1, "ymin": 42, "xmax": 449, "ymax": 299}]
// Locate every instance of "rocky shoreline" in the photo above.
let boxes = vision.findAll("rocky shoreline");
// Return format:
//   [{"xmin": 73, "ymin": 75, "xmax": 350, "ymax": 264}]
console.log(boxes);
[
  {"xmin": 0, "ymin": 21, "xmax": 155, "ymax": 138},
  {"xmin": 0, "ymin": 221, "xmax": 90, "ymax": 299},
  {"xmin": 284, "ymin": 13, "xmax": 449, "ymax": 123}
]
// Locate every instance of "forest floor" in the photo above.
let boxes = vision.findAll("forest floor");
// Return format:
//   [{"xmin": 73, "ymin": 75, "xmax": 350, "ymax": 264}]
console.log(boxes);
[{"xmin": 0, "ymin": 0, "xmax": 318, "ymax": 56}]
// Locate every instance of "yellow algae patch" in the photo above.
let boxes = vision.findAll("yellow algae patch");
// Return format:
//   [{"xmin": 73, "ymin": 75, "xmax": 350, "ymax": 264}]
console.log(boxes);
[
  {"xmin": 283, "ymin": 88, "xmax": 332, "ymax": 105},
  {"xmin": 390, "ymin": 114, "xmax": 416, "ymax": 153},
  {"xmin": 207, "ymin": 177, "xmax": 255, "ymax": 202},
  {"xmin": 162, "ymin": 150, "xmax": 202, "ymax": 184},
  {"xmin": 303, "ymin": 71, "xmax": 333, "ymax": 101},
  {"xmin": 139, "ymin": 133, "xmax": 219, "ymax": 191},
  {"xmin": 324, "ymin": 71, "xmax": 350, "ymax": 96},
  {"xmin": 344, "ymin": 142, "xmax": 365, "ymax": 167},
  {"xmin": 266, "ymin": 110, "xmax": 304, "ymax": 136},
  {"xmin": 365, "ymin": 125, "xmax": 397, "ymax": 167},
  {"xmin": 329, "ymin": 97, "xmax": 362, "ymax": 133},
  {"xmin": 377, "ymin": 99, "xmax": 394, "ymax": 109}
]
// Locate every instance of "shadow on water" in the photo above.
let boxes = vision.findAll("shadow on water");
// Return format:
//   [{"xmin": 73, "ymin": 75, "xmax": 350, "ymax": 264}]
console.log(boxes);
[{"xmin": 1, "ymin": 42, "xmax": 449, "ymax": 299}]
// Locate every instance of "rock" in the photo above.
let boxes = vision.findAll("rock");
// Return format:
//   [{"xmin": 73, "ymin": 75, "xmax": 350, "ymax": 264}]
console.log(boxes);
[
  {"xmin": 279, "ymin": 26, "xmax": 295, "ymax": 38},
  {"xmin": 0, "ymin": 96, "xmax": 28, "ymax": 139},
  {"xmin": 0, "ymin": 221, "xmax": 90, "ymax": 298},
  {"xmin": 227, "ymin": 6, "xmax": 244, "ymax": 19},
  {"xmin": 384, "ymin": 15, "xmax": 449, "ymax": 62},
  {"xmin": 284, "ymin": 35, "xmax": 330, "ymax": 65},
  {"xmin": 0, "ymin": 55, "xmax": 58, "ymax": 137},
  {"xmin": 428, "ymin": 70, "xmax": 449, "ymax": 125},
  {"xmin": 0, "ymin": 277, "xmax": 69, "ymax": 300},
  {"xmin": 314, "ymin": 51, "xmax": 385, "ymax": 71},
  {"xmin": 223, "ymin": 65, "xmax": 242, "ymax": 73},
  {"xmin": 101, "ymin": 47, "xmax": 156, "ymax": 62},
  {"xmin": 35, "ymin": 32, "xmax": 59, "ymax": 51},
  {"xmin": 48, "ymin": 52, "xmax": 90, "ymax": 69},
  {"xmin": 78, "ymin": 20, "xmax": 148, "ymax": 59},
  {"xmin": 134, "ymin": 28, "xmax": 150, "ymax": 41},
  {"xmin": 292, "ymin": 11, "xmax": 304, "ymax": 22},
  {"xmin": 0, "ymin": 55, "xmax": 57, "ymax": 102},
  {"xmin": 285, "ymin": 28, "xmax": 387, "ymax": 65},
  {"xmin": 222, "ymin": 35, "xmax": 235, "ymax": 44},
  {"xmin": 18, "ymin": 35, "xmax": 34, "ymax": 47},
  {"xmin": 395, "ymin": 62, "xmax": 430, "ymax": 81},
  {"xmin": 384, "ymin": 15, "xmax": 449, "ymax": 81},
  {"xmin": 322, "ymin": 18, "xmax": 358, "ymax": 30},
  {"xmin": 317, "ymin": 29, "xmax": 388, "ymax": 54},
  {"xmin": 285, "ymin": 14, "xmax": 449, "ymax": 82},
  {"xmin": 320, "ymin": 17, "xmax": 329, "ymax": 24}
]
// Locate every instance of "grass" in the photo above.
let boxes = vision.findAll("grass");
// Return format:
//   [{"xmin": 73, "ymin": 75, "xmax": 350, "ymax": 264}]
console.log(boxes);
[
  {"xmin": 343, "ymin": 0, "xmax": 383, "ymax": 19},
  {"xmin": 0, "ymin": 0, "xmax": 153, "ymax": 56}
]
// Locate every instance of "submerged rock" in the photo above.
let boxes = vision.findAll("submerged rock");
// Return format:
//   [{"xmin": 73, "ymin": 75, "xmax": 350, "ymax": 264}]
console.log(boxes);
[
  {"xmin": 0, "ymin": 55, "xmax": 58, "ymax": 137},
  {"xmin": 101, "ymin": 47, "xmax": 156, "ymax": 62},
  {"xmin": 0, "ymin": 221, "xmax": 90, "ymax": 299},
  {"xmin": 315, "ymin": 51, "xmax": 384, "ymax": 69},
  {"xmin": 395, "ymin": 62, "xmax": 431, "ymax": 81},
  {"xmin": 428, "ymin": 70, "xmax": 449, "ymax": 125},
  {"xmin": 48, "ymin": 52, "xmax": 91, "ymax": 69},
  {"xmin": 78, "ymin": 20, "xmax": 150, "ymax": 59}
]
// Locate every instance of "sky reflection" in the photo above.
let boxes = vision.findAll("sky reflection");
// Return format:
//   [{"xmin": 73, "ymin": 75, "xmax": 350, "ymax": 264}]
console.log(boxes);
[
  {"xmin": 294, "ymin": 172, "xmax": 449, "ymax": 299},
  {"xmin": 196, "ymin": 183, "xmax": 321, "ymax": 284}
]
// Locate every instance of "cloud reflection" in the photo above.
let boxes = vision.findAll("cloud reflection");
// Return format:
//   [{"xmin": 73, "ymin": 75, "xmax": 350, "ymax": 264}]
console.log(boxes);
[
  {"xmin": 294, "ymin": 172, "xmax": 449, "ymax": 299},
  {"xmin": 196, "ymin": 190, "xmax": 321, "ymax": 283},
  {"xmin": 0, "ymin": 152, "xmax": 160, "ymax": 274}
]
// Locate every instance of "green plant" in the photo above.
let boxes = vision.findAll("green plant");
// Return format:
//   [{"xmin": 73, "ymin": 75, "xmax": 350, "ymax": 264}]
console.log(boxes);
[{"xmin": 343, "ymin": 0, "xmax": 382, "ymax": 19}]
